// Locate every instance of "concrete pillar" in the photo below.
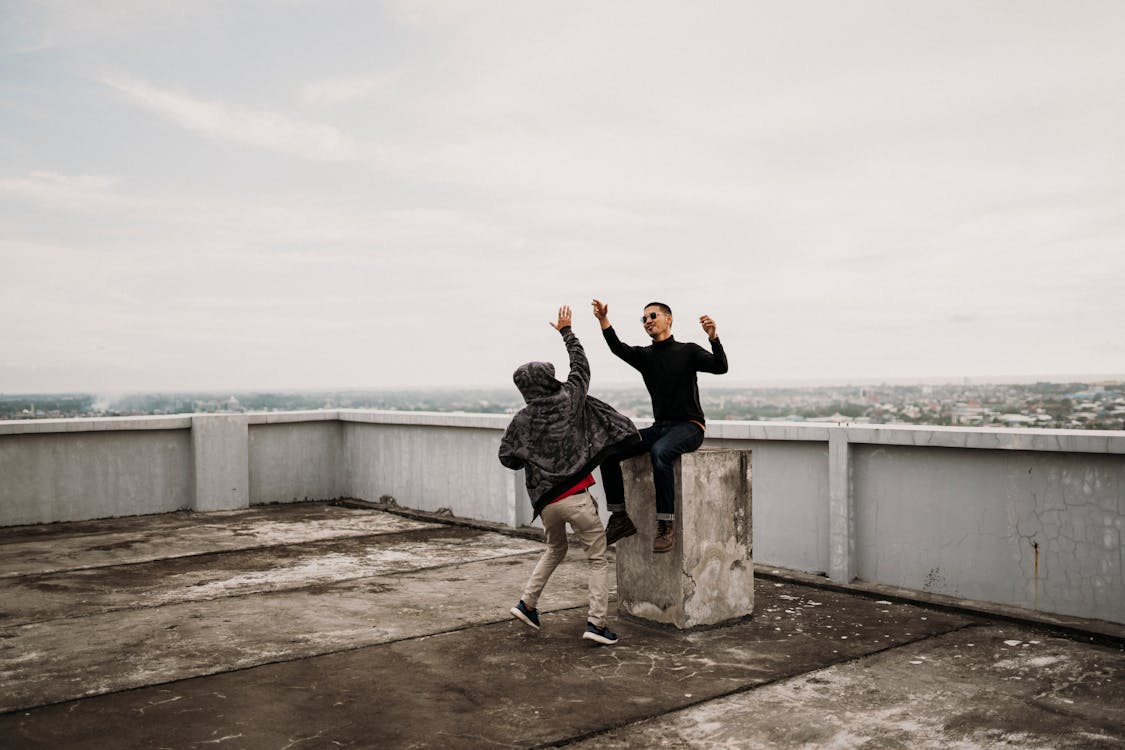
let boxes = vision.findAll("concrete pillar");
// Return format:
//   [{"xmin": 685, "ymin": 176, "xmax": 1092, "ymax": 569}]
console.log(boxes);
[
  {"xmin": 615, "ymin": 449, "xmax": 753, "ymax": 629},
  {"xmin": 191, "ymin": 415, "xmax": 250, "ymax": 512},
  {"xmin": 827, "ymin": 428, "xmax": 854, "ymax": 584}
]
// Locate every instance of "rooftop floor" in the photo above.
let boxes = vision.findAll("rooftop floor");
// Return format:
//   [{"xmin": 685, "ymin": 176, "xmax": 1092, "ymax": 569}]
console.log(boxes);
[{"xmin": 1, "ymin": 503, "xmax": 1122, "ymax": 749}]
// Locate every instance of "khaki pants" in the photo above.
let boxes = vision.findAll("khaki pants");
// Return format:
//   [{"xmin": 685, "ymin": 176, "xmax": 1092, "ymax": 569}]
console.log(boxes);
[{"xmin": 521, "ymin": 491, "xmax": 608, "ymax": 628}]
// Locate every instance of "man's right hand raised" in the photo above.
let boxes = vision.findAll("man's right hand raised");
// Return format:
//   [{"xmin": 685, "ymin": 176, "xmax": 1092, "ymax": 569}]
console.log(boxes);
[
  {"xmin": 550, "ymin": 305, "xmax": 572, "ymax": 331},
  {"xmin": 591, "ymin": 299, "xmax": 612, "ymax": 330}
]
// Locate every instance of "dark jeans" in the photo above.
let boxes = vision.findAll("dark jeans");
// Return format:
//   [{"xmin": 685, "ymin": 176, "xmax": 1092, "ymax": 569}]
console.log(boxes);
[{"xmin": 600, "ymin": 421, "xmax": 705, "ymax": 521}]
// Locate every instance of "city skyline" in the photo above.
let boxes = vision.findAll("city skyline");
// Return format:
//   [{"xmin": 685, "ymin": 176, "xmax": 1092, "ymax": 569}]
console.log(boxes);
[
  {"xmin": 5, "ymin": 378, "xmax": 1124, "ymax": 432},
  {"xmin": 4, "ymin": 370, "xmax": 1125, "ymax": 397},
  {"xmin": 2, "ymin": 2, "xmax": 1124, "ymax": 393}
]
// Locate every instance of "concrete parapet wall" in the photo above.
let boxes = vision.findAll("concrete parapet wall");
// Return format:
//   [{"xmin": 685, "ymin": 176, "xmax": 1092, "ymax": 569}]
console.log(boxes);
[
  {"xmin": 249, "ymin": 420, "xmax": 342, "ymax": 505},
  {"xmin": 0, "ymin": 412, "xmax": 346, "ymax": 525},
  {"xmin": 703, "ymin": 421, "xmax": 1125, "ymax": 626},
  {"xmin": 338, "ymin": 411, "xmax": 517, "ymax": 526},
  {"xmin": 709, "ymin": 439, "xmax": 829, "ymax": 576},
  {"xmin": 0, "ymin": 421, "xmax": 193, "ymax": 525},
  {"xmin": 0, "ymin": 411, "xmax": 1121, "ymax": 627},
  {"xmin": 191, "ymin": 415, "xmax": 249, "ymax": 512},
  {"xmin": 853, "ymin": 445, "xmax": 1125, "ymax": 624}
]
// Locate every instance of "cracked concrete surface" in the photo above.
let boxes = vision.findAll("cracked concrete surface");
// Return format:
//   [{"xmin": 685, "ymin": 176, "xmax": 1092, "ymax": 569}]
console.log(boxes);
[
  {"xmin": 1, "ymin": 502, "xmax": 1122, "ymax": 749},
  {"xmin": 569, "ymin": 626, "xmax": 1125, "ymax": 750}
]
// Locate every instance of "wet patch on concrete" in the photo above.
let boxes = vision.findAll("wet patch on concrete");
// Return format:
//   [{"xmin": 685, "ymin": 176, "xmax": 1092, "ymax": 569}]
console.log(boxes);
[
  {"xmin": 0, "ymin": 503, "xmax": 357, "ymax": 541},
  {"xmin": 0, "ymin": 549, "xmax": 596, "ymax": 713},
  {"xmin": 1, "ymin": 526, "xmax": 541, "ymax": 626},
  {"xmin": 0, "ymin": 504, "xmax": 431, "ymax": 577},
  {"xmin": 1, "ymin": 578, "xmax": 972, "ymax": 747}
]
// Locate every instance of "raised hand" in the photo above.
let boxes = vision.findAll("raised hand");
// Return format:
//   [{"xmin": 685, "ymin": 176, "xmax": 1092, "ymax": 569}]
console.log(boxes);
[
  {"xmin": 551, "ymin": 305, "xmax": 573, "ymax": 331},
  {"xmin": 591, "ymin": 299, "xmax": 612, "ymax": 329},
  {"xmin": 699, "ymin": 315, "xmax": 718, "ymax": 339}
]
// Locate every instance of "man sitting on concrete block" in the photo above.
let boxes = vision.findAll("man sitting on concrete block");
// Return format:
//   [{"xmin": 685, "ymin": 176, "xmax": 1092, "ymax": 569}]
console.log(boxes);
[
  {"xmin": 590, "ymin": 298, "xmax": 729, "ymax": 553},
  {"xmin": 499, "ymin": 305, "xmax": 640, "ymax": 645}
]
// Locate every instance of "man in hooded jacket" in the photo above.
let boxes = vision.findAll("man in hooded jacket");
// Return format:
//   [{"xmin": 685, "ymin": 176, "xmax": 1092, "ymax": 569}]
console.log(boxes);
[{"xmin": 499, "ymin": 305, "xmax": 640, "ymax": 645}]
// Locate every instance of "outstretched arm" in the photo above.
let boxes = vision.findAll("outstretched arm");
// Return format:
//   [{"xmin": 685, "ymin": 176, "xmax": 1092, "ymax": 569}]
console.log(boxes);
[
  {"xmin": 593, "ymin": 297, "xmax": 643, "ymax": 369},
  {"xmin": 695, "ymin": 315, "xmax": 728, "ymax": 374},
  {"xmin": 554, "ymin": 305, "xmax": 590, "ymax": 397},
  {"xmin": 591, "ymin": 298, "xmax": 612, "ymax": 331}
]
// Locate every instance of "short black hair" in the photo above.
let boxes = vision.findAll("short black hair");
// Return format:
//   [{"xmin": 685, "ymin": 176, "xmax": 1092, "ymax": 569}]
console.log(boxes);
[{"xmin": 644, "ymin": 301, "xmax": 672, "ymax": 316}]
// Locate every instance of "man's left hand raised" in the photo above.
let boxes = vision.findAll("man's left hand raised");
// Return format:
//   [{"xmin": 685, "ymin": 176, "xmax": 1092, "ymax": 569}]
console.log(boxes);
[{"xmin": 700, "ymin": 315, "xmax": 718, "ymax": 340}]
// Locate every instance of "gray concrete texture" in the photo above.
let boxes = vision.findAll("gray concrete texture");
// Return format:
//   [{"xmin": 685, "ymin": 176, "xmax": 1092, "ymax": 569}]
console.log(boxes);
[
  {"xmin": 1, "ymin": 502, "xmax": 1122, "ymax": 749},
  {"xmin": 617, "ymin": 450, "xmax": 754, "ymax": 628},
  {"xmin": 5, "ymin": 412, "xmax": 1124, "ymax": 631}
]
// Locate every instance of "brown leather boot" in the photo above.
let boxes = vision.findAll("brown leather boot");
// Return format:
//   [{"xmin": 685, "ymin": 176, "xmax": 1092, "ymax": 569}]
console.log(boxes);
[
  {"xmin": 653, "ymin": 520, "xmax": 675, "ymax": 554},
  {"xmin": 605, "ymin": 512, "xmax": 637, "ymax": 545}
]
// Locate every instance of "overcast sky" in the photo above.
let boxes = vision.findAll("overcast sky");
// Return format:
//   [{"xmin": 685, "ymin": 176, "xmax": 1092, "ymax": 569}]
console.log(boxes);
[{"xmin": 2, "ymin": 1, "xmax": 1123, "ymax": 394}]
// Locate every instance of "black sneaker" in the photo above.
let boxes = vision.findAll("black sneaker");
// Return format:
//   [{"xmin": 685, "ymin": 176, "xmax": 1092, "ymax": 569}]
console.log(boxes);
[
  {"xmin": 605, "ymin": 512, "xmax": 637, "ymax": 545},
  {"xmin": 582, "ymin": 621, "xmax": 619, "ymax": 645},
  {"xmin": 510, "ymin": 600, "xmax": 540, "ymax": 630}
]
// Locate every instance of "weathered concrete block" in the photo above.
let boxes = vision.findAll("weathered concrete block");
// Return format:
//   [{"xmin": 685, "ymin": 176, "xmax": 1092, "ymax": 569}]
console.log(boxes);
[
  {"xmin": 616, "ymin": 449, "xmax": 753, "ymax": 629},
  {"xmin": 191, "ymin": 415, "xmax": 250, "ymax": 512}
]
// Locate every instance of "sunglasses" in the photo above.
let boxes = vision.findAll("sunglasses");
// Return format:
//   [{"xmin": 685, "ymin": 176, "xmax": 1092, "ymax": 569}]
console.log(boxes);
[{"xmin": 641, "ymin": 312, "xmax": 663, "ymax": 323}]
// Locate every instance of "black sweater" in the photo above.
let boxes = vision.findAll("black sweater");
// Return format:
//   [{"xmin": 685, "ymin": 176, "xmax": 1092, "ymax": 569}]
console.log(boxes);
[{"xmin": 602, "ymin": 327, "xmax": 728, "ymax": 424}]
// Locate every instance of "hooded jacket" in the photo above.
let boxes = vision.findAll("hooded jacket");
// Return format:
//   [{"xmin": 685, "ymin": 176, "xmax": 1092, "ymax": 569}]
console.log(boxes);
[{"xmin": 499, "ymin": 326, "xmax": 640, "ymax": 518}]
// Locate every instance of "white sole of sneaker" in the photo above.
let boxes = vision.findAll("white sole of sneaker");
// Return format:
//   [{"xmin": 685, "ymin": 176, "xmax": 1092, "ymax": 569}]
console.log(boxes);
[
  {"xmin": 582, "ymin": 631, "xmax": 618, "ymax": 645},
  {"xmin": 510, "ymin": 606, "xmax": 540, "ymax": 630}
]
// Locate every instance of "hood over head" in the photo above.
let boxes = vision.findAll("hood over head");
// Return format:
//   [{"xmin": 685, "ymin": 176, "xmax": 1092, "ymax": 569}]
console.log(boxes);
[{"xmin": 513, "ymin": 361, "xmax": 562, "ymax": 402}]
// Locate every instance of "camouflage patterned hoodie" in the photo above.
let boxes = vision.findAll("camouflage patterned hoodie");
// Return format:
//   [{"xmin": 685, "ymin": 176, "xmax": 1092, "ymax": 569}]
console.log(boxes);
[{"xmin": 499, "ymin": 326, "xmax": 640, "ymax": 518}]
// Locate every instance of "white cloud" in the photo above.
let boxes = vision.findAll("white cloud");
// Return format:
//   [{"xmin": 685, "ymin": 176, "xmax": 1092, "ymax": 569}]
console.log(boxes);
[
  {"xmin": 0, "ymin": 170, "xmax": 152, "ymax": 213},
  {"xmin": 2, "ymin": 2, "xmax": 1124, "ymax": 391},
  {"xmin": 102, "ymin": 75, "xmax": 367, "ymax": 163},
  {"xmin": 300, "ymin": 73, "xmax": 395, "ymax": 106}
]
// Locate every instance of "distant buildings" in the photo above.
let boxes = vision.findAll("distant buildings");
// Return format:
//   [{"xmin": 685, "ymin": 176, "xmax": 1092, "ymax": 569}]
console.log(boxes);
[{"xmin": 3, "ymin": 382, "xmax": 1124, "ymax": 430}]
